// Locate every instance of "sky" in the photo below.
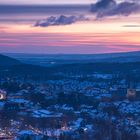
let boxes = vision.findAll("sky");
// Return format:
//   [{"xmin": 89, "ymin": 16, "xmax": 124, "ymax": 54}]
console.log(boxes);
[
  {"xmin": 0, "ymin": 0, "xmax": 93, "ymax": 5},
  {"xmin": 0, "ymin": 0, "xmax": 140, "ymax": 54}
]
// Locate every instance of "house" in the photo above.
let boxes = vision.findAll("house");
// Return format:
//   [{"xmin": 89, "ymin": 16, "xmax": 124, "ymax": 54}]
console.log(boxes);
[{"xmin": 126, "ymin": 88, "xmax": 136, "ymax": 100}]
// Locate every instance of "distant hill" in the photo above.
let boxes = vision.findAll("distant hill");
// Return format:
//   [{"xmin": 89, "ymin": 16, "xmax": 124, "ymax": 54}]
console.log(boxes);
[
  {"xmin": 4, "ymin": 51, "xmax": 140, "ymax": 66},
  {"xmin": 1, "ymin": 53, "xmax": 140, "ymax": 80},
  {"xmin": 95, "ymin": 51, "xmax": 140, "ymax": 63},
  {"xmin": 0, "ymin": 54, "xmax": 21, "ymax": 66},
  {"xmin": 1, "ymin": 62, "xmax": 140, "ymax": 80}
]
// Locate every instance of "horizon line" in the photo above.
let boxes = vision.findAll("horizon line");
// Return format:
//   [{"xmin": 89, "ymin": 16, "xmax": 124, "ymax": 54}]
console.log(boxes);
[{"xmin": 2, "ymin": 50, "xmax": 140, "ymax": 55}]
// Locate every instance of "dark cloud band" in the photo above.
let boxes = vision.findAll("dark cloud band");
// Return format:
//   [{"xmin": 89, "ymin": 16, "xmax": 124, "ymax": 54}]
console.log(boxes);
[
  {"xmin": 123, "ymin": 24, "xmax": 140, "ymax": 27},
  {"xmin": 34, "ymin": 15, "xmax": 89, "ymax": 27},
  {"xmin": 90, "ymin": 0, "xmax": 140, "ymax": 18}
]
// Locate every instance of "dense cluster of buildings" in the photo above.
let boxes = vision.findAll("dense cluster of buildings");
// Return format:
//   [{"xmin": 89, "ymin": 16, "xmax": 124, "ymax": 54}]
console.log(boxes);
[{"xmin": 0, "ymin": 73, "xmax": 140, "ymax": 140}]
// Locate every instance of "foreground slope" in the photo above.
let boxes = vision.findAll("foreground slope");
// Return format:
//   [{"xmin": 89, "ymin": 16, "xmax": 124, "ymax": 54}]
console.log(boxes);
[{"xmin": 0, "ymin": 54, "xmax": 21, "ymax": 66}]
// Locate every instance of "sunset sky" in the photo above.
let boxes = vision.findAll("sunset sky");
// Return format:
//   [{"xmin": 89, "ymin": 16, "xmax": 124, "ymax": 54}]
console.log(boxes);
[
  {"xmin": 0, "ymin": 0, "xmax": 93, "ymax": 4},
  {"xmin": 0, "ymin": 0, "xmax": 140, "ymax": 54}
]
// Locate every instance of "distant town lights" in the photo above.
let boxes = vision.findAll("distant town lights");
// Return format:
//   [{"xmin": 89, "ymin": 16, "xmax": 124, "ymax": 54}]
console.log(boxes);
[{"xmin": 0, "ymin": 90, "xmax": 7, "ymax": 100}]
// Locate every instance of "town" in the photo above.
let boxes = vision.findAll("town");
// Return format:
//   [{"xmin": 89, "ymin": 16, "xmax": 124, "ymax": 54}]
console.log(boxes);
[
  {"xmin": 1, "ymin": 0, "xmax": 140, "ymax": 139},
  {"xmin": 0, "ymin": 70, "xmax": 140, "ymax": 140}
]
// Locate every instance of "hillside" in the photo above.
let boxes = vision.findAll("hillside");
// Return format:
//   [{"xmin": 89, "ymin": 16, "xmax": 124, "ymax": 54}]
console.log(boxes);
[
  {"xmin": 0, "ymin": 54, "xmax": 21, "ymax": 66},
  {"xmin": 1, "ymin": 52, "xmax": 140, "ymax": 80},
  {"xmin": 5, "ymin": 51, "xmax": 140, "ymax": 66}
]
